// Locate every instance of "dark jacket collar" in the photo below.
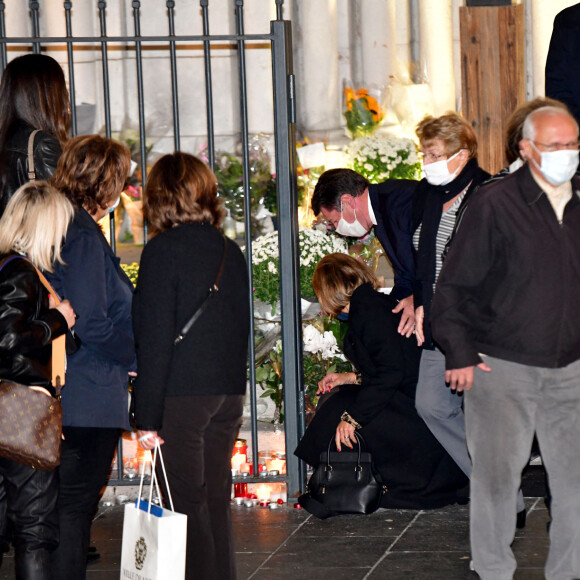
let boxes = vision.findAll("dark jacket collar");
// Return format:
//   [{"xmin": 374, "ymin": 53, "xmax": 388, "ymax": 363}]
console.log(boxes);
[{"xmin": 516, "ymin": 163, "xmax": 580, "ymax": 208}]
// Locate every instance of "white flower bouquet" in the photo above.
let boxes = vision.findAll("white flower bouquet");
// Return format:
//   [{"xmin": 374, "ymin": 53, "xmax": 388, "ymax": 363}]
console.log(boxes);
[
  {"xmin": 250, "ymin": 227, "xmax": 348, "ymax": 307},
  {"xmin": 345, "ymin": 133, "xmax": 421, "ymax": 184}
]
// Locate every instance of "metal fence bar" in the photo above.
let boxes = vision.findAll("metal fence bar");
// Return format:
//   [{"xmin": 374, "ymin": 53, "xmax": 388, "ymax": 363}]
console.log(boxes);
[
  {"xmin": 270, "ymin": 19, "xmax": 304, "ymax": 497},
  {"xmin": 64, "ymin": 1, "xmax": 77, "ymax": 137},
  {"xmin": 97, "ymin": 1, "xmax": 112, "ymax": 139},
  {"xmin": 276, "ymin": 0, "xmax": 284, "ymax": 21},
  {"xmin": 29, "ymin": 1, "xmax": 40, "ymax": 55},
  {"xmin": 3, "ymin": 33, "xmax": 271, "ymax": 43},
  {"xmin": 0, "ymin": 2, "xmax": 6, "ymax": 72},
  {"xmin": 200, "ymin": 0, "xmax": 215, "ymax": 170},
  {"xmin": 132, "ymin": 1, "xmax": 147, "ymax": 189},
  {"xmin": 166, "ymin": 0, "xmax": 180, "ymax": 152},
  {"xmin": 234, "ymin": 0, "xmax": 260, "ymax": 485}
]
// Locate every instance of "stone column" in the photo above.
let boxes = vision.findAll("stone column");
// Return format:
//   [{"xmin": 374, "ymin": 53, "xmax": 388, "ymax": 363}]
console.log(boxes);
[
  {"xmin": 292, "ymin": 0, "xmax": 340, "ymax": 139},
  {"xmin": 243, "ymin": 0, "xmax": 275, "ymax": 135},
  {"xmin": 359, "ymin": 0, "xmax": 396, "ymax": 89},
  {"xmin": 418, "ymin": 0, "xmax": 455, "ymax": 114},
  {"xmin": 4, "ymin": 0, "xmax": 29, "ymax": 60}
]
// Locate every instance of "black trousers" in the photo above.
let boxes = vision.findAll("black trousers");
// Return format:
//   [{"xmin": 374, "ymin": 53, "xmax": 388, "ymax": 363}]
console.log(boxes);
[
  {"xmin": 0, "ymin": 458, "xmax": 58, "ymax": 580},
  {"xmin": 158, "ymin": 395, "xmax": 243, "ymax": 580},
  {"xmin": 51, "ymin": 427, "xmax": 120, "ymax": 580}
]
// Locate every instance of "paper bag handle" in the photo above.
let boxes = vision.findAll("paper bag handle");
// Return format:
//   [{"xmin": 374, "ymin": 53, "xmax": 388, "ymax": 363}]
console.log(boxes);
[{"xmin": 138, "ymin": 440, "xmax": 176, "ymax": 514}]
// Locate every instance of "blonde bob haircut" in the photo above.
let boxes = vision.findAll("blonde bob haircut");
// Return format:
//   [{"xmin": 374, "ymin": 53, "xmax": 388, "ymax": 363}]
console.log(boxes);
[
  {"xmin": 416, "ymin": 112, "xmax": 478, "ymax": 159},
  {"xmin": 312, "ymin": 253, "xmax": 380, "ymax": 317},
  {"xmin": 144, "ymin": 152, "xmax": 224, "ymax": 234},
  {"xmin": 0, "ymin": 181, "xmax": 74, "ymax": 272}
]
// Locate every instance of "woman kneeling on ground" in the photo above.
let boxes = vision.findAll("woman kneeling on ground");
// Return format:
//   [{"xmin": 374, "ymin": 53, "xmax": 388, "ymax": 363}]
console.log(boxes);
[{"xmin": 295, "ymin": 253, "xmax": 468, "ymax": 510}]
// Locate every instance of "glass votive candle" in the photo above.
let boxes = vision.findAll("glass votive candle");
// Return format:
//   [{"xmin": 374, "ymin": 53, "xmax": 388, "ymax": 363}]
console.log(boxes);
[{"xmin": 234, "ymin": 482, "xmax": 248, "ymax": 498}]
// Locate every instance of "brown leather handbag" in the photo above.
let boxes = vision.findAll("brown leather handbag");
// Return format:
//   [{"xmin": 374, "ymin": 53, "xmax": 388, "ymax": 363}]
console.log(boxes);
[{"xmin": 0, "ymin": 255, "xmax": 66, "ymax": 470}]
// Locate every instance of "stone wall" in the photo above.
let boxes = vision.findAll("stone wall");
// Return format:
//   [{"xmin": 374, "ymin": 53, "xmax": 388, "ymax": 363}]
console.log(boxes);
[{"xmin": 3, "ymin": 0, "xmax": 576, "ymax": 156}]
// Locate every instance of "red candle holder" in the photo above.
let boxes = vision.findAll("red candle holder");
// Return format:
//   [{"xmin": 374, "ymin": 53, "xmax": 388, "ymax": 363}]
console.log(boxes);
[{"xmin": 234, "ymin": 483, "xmax": 248, "ymax": 498}]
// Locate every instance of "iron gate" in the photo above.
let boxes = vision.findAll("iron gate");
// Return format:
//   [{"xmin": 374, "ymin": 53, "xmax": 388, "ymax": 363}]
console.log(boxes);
[{"xmin": 0, "ymin": 0, "xmax": 305, "ymax": 498}]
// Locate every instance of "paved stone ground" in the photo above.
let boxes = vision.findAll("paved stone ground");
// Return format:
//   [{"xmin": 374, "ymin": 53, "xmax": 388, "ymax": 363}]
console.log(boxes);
[{"xmin": 0, "ymin": 466, "xmax": 551, "ymax": 579}]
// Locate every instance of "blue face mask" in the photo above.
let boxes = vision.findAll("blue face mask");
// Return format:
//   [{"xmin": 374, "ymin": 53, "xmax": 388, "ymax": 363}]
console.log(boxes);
[
  {"xmin": 336, "ymin": 312, "xmax": 349, "ymax": 322},
  {"xmin": 107, "ymin": 196, "xmax": 121, "ymax": 214}
]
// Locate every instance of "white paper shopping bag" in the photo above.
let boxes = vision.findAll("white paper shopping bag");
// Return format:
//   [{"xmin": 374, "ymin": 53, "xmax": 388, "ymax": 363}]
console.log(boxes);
[
  {"xmin": 120, "ymin": 500, "xmax": 187, "ymax": 579},
  {"xmin": 120, "ymin": 442, "xmax": 187, "ymax": 580}
]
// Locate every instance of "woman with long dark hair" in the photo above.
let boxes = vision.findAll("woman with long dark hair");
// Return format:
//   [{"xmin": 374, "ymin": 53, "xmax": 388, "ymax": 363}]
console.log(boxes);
[{"xmin": 0, "ymin": 54, "xmax": 70, "ymax": 215}]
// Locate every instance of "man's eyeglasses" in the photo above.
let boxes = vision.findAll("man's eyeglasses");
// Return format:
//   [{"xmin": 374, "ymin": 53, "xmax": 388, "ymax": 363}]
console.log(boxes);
[{"xmin": 531, "ymin": 140, "xmax": 580, "ymax": 152}]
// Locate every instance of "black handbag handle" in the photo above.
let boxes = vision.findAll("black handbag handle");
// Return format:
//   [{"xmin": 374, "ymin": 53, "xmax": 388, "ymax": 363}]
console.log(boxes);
[{"xmin": 324, "ymin": 432, "xmax": 365, "ymax": 476}]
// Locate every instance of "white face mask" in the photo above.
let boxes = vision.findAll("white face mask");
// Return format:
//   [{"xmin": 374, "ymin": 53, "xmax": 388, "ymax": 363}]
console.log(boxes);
[
  {"xmin": 531, "ymin": 144, "xmax": 579, "ymax": 186},
  {"xmin": 335, "ymin": 202, "xmax": 369, "ymax": 238},
  {"xmin": 107, "ymin": 196, "xmax": 121, "ymax": 214},
  {"xmin": 423, "ymin": 150, "xmax": 462, "ymax": 186}
]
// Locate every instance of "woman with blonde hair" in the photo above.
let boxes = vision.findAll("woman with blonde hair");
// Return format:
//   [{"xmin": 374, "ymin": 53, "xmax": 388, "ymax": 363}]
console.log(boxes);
[
  {"xmin": 295, "ymin": 253, "xmax": 468, "ymax": 511},
  {"xmin": 133, "ymin": 152, "xmax": 249, "ymax": 580},
  {"xmin": 0, "ymin": 181, "xmax": 76, "ymax": 578},
  {"xmin": 46, "ymin": 135, "xmax": 135, "ymax": 580}
]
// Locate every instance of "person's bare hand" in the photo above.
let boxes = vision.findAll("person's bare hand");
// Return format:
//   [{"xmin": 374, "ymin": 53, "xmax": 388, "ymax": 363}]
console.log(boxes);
[
  {"xmin": 445, "ymin": 362, "xmax": 491, "ymax": 392},
  {"xmin": 393, "ymin": 295, "xmax": 415, "ymax": 337},
  {"xmin": 55, "ymin": 300, "xmax": 76, "ymax": 329},
  {"xmin": 335, "ymin": 420, "xmax": 356, "ymax": 451},
  {"xmin": 137, "ymin": 430, "xmax": 165, "ymax": 450},
  {"xmin": 317, "ymin": 372, "xmax": 355, "ymax": 394},
  {"xmin": 415, "ymin": 305, "xmax": 425, "ymax": 346}
]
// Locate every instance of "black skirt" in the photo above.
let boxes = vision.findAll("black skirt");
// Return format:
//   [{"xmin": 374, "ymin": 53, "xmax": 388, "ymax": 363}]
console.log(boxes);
[{"xmin": 295, "ymin": 384, "xmax": 469, "ymax": 510}]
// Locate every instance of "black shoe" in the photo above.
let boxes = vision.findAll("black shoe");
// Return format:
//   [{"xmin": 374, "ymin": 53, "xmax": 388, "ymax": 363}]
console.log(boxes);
[{"xmin": 516, "ymin": 508, "xmax": 526, "ymax": 529}]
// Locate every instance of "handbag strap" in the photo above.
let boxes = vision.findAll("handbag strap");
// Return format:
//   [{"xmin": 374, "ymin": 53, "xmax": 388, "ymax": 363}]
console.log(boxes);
[
  {"xmin": 0, "ymin": 254, "xmax": 65, "ymax": 390},
  {"xmin": 298, "ymin": 493, "xmax": 337, "ymax": 520},
  {"xmin": 174, "ymin": 234, "xmax": 228, "ymax": 345},
  {"xmin": 325, "ymin": 431, "xmax": 364, "ymax": 469},
  {"xmin": 27, "ymin": 129, "xmax": 40, "ymax": 182}
]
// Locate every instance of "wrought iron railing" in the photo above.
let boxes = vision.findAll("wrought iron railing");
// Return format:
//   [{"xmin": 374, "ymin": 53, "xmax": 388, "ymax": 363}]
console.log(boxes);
[{"xmin": 0, "ymin": 0, "xmax": 305, "ymax": 497}]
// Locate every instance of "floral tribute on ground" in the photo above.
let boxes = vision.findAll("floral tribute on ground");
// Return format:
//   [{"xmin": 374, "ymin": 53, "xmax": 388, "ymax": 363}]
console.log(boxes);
[
  {"xmin": 345, "ymin": 133, "xmax": 421, "ymax": 183},
  {"xmin": 249, "ymin": 227, "xmax": 348, "ymax": 309}
]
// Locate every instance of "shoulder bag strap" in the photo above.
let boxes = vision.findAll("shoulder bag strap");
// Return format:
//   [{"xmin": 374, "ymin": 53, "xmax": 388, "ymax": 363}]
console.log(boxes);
[
  {"xmin": 297, "ymin": 493, "xmax": 337, "ymax": 520},
  {"xmin": 174, "ymin": 234, "xmax": 228, "ymax": 345},
  {"xmin": 27, "ymin": 129, "xmax": 40, "ymax": 182},
  {"xmin": 20, "ymin": 258, "xmax": 66, "ymax": 391}
]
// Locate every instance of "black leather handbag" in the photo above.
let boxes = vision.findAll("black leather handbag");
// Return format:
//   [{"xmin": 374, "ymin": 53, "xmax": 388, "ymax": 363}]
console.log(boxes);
[{"xmin": 299, "ymin": 433, "xmax": 386, "ymax": 519}]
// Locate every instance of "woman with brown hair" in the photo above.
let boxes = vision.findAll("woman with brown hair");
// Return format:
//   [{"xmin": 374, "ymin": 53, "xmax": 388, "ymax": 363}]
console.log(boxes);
[
  {"xmin": 46, "ymin": 135, "xmax": 135, "ymax": 580},
  {"xmin": 133, "ymin": 152, "xmax": 249, "ymax": 580},
  {"xmin": 295, "ymin": 253, "xmax": 468, "ymax": 511},
  {"xmin": 0, "ymin": 54, "xmax": 70, "ymax": 215}
]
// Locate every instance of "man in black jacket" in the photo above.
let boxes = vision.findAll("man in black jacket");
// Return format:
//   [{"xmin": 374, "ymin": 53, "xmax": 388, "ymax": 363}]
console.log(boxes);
[
  {"xmin": 311, "ymin": 168, "xmax": 417, "ymax": 336},
  {"xmin": 431, "ymin": 106, "xmax": 580, "ymax": 580}
]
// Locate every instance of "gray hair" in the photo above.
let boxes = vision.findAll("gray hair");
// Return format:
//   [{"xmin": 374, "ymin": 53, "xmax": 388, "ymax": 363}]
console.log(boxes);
[{"xmin": 522, "ymin": 106, "xmax": 579, "ymax": 142}]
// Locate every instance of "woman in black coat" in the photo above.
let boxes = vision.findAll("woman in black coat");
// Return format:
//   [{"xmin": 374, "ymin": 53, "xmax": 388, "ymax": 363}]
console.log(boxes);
[
  {"xmin": 133, "ymin": 152, "xmax": 250, "ymax": 580},
  {"xmin": 0, "ymin": 182, "xmax": 76, "ymax": 578},
  {"xmin": 0, "ymin": 54, "xmax": 70, "ymax": 215},
  {"xmin": 295, "ymin": 253, "xmax": 468, "ymax": 510}
]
